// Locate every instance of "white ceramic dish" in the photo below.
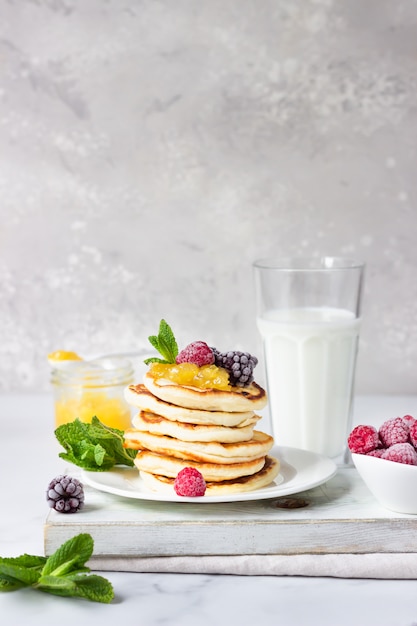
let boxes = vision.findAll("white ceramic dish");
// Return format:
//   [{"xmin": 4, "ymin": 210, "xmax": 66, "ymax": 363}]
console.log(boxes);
[
  {"xmin": 82, "ymin": 445, "xmax": 337, "ymax": 504},
  {"xmin": 352, "ymin": 452, "xmax": 417, "ymax": 515}
]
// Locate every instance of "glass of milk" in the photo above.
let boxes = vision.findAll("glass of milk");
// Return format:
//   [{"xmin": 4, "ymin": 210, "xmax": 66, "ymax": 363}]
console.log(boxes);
[{"xmin": 253, "ymin": 257, "xmax": 364, "ymax": 462}]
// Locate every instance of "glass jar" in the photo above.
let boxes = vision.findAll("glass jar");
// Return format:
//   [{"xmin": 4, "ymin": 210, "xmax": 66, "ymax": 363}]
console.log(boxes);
[{"xmin": 51, "ymin": 357, "xmax": 134, "ymax": 430}]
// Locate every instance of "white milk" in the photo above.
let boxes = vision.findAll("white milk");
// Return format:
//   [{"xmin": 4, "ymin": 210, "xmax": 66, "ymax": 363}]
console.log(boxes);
[{"xmin": 257, "ymin": 307, "xmax": 360, "ymax": 458}]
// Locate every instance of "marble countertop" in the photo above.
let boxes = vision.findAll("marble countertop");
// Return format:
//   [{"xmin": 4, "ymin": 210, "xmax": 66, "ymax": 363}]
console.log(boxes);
[{"xmin": 1, "ymin": 393, "xmax": 417, "ymax": 626}]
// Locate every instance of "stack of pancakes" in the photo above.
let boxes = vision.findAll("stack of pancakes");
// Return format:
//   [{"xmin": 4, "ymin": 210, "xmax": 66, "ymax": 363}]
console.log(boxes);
[{"xmin": 123, "ymin": 370, "xmax": 280, "ymax": 496}]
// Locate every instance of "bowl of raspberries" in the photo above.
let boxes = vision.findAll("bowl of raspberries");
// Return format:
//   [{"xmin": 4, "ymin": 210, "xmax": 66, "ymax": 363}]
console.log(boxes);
[{"xmin": 348, "ymin": 415, "xmax": 417, "ymax": 514}]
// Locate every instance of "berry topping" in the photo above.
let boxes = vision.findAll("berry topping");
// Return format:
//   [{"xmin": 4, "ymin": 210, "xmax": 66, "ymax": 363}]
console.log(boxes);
[
  {"xmin": 174, "ymin": 467, "xmax": 207, "ymax": 497},
  {"xmin": 176, "ymin": 341, "xmax": 215, "ymax": 367},
  {"xmin": 409, "ymin": 421, "xmax": 417, "ymax": 448},
  {"xmin": 379, "ymin": 417, "xmax": 409, "ymax": 448},
  {"xmin": 381, "ymin": 443, "xmax": 417, "ymax": 466},
  {"xmin": 47, "ymin": 475, "xmax": 85, "ymax": 513},
  {"xmin": 402, "ymin": 414, "xmax": 417, "ymax": 429},
  {"xmin": 212, "ymin": 349, "xmax": 258, "ymax": 387},
  {"xmin": 367, "ymin": 448, "xmax": 385, "ymax": 458},
  {"xmin": 347, "ymin": 425, "xmax": 380, "ymax": 454}
]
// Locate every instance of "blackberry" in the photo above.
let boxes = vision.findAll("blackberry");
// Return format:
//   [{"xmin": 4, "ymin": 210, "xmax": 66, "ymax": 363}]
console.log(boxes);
[
  {"xmin": 212, "ymin": 348, "xmax": 258, "ymax": 387},
  {"xmin": 47, "ymin": 475, "xmax": 85, "ymax": 513}
]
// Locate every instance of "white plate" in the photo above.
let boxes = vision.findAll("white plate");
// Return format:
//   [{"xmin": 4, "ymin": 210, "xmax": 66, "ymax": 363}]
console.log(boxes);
[{"xmin": 81, "ymin": 446, "xmax": 337, "ymax": 504}]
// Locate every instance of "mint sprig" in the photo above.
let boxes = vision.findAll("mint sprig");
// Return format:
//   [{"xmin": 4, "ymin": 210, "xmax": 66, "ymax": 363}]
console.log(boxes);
[
  {"xmin": 55, "ymin": 417, "xmax": 137, "ymax": 472},
  {"xmin": 144, "ymin": 319, "xmax": 178, "ymax": 364},
  {"xmin": 0, "ymin": 534, "xmax": 114, "ymax": 603}
]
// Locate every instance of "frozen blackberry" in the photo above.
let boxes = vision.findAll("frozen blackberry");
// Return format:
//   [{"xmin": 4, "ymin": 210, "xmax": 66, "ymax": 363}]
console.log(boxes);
[
  {"xmin": 212, "ymin": 348, "xmax": 258, "ymax": 387},
  {"xmin": 47, "ymin": 475, "xmax": 85, "ymax": 514}
]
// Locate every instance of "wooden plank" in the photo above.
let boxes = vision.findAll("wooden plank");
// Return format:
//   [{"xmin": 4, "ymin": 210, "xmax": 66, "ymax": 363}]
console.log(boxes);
[{"xmin": 44, "ymin": 468, "xmax": 417, "ymax": 558}]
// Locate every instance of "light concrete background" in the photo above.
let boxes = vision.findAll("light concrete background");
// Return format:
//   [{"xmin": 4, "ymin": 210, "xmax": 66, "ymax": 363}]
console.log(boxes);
[{"xmin": 0, "ymin": 0, "xmax": 416, "ymax": 394}]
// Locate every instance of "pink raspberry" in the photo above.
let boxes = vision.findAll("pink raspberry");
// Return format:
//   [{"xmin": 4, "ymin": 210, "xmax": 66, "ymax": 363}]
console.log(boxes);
[
  {"xmin": 367, "ymin": 448, "xmax": 385, "ymax": 458},
  {"xmin": 379, "ymin": 417, "xmax": 409, "ymax": 447},
  {"xmin": 176, "ymin": 341, "xmax": 214, "ymax": 367},
  {"xmin": 174, "ymin": 467, "xmax": 207, "ymax": 497},
  {"xmin": 348, "ymin": 425, "xmax": 380, "ymax": 454},
  {"xmin": 381, "ymin": 443, "xmax": 417, "ymax": 466},
  {"xmin": 402, "ymin": 414, "xmax": 417, "ymax": 429},
  {"xmin": 409, "ymin": 421, "xmax": 417, "ymax": 448}
]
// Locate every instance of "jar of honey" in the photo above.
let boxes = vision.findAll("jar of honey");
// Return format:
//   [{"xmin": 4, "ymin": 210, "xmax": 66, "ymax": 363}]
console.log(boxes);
[{"xmin": 51, "ymin": 357, "xmax": 134, "ymax": 430}]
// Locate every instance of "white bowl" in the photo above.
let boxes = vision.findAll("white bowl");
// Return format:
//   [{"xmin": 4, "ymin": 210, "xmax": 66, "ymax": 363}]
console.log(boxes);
[{"xmin": 352, "ymin": 452, "xmax": 417, "ymax": 515}]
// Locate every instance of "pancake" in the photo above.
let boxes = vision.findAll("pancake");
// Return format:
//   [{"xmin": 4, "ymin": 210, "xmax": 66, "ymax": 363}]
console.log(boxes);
[
  {"xmin": 139, "ymin": 456, "xmax": 280, "ymax": 495},
  {"xmin": 134, "ymin": 449, "xmax": 267, "ymax": 481},
  {"xmin": 131, "ymin": 411, "xmax": 258, "ymax": 443},
  {"xmin": 143, "ymin": 371, "xmax": 268, "ymax": 412},
  {"xmin": 125, "ymin": 384, "xmax": 257, "ymax": 427},
  {"xmin": 124, "ymin": 429, "xmax": 274, "ymax": 464}
]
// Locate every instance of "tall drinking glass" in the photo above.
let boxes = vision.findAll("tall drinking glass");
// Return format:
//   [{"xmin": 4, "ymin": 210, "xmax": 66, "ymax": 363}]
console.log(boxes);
[{"xmin": 253, "ymin": 257, "xmax": 364, "ymax": 461}]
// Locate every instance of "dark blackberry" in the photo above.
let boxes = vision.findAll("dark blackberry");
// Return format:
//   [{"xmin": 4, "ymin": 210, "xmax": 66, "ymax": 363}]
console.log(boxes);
[
  {"xmin": 212, "ymin": 348, "xmax": 258, "ymax": 387},
  {"xmin": 47, "ymin": 475, "xmax": 85, "ymax": 513}
]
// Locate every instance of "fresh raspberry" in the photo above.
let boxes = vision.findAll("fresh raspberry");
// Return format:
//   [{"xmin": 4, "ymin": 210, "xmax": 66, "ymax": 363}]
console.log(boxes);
[
  {"xmin": 402, "ymin": 414, "xmax": 417, "ymax": 430},
  {"xmin": 347, "ymin": 425, "xmax": 380, "ymax": 454},
  {"xmin": 367, "ymin": 448, "xmax": 385, "ymax": 458},
  {"xmin": 176, "ymin": 341, "xmax": 214, "ymax": 367},
  {"xmin": 379, "ymin": 417, "xmax": 409, "ymax": 447},
  {"xmin": 381, "ymin": 443, "xmax": 417, "ymax": 465},
  {"xmin": 174, "ymin": 467, "xmax": 206, "ymax": 497}
]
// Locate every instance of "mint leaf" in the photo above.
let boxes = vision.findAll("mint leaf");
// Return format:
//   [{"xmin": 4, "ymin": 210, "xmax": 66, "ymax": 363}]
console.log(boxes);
[
  {"xmin": 0, "ymin": 554, "xmax": 47, "ymax": 591},
  {"xmin": 0, "ymin": 579, "xmax": 25, "ymax": 591},
  {"xmin": 0, "ymin": 560, "xmax": 42, "ymax": 588},
  {"xmin": 55, "ymin": 417, "xmax": 136, "ymax": 472},
  {"xmin": 1, "ymin": 534, "xmax": 114, "ymax": 604},
  {"xmin": 41, "ymin": 534, "xmax": 93, "ymax": 578},
  {"xmin": 144, "ymin": 319, "xmax": 178, "ymax": 364},
  {"xmin": 38, "ymin": 573, "xmax": 114, "ymax": 603}
]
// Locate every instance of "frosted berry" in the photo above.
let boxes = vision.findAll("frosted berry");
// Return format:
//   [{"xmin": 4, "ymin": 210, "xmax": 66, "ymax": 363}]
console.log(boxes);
[
  {"xmin": 174, "ymin": 467, "xmax": 206, "ymax": 497},
  {"xmin": 212, "ymin": 348, "xmax": 258, "ymax": 387},
  {"xmin": 381, "ymin": 443, "xmax": 417, "ymax": 466},
  {"xmin": 47, "ymin": 475, "xmax": 84, "ymax": 513},
  {"xmin": 409, "ymin": 421, "xmax": 417, "ymax": 448},
  {"xmin": 379, "ymin": 417, "xmax": 409, "ymax": 448},
  {"xmin": 402, "ymin": 415, "xmax": 417, "ymax": 430},
  {"xmin": 347, "ymin": 425, "xmax": 380, "ymax": 454},
  {"xmin": 176, "ymin": 342, "xmax": 214, "ymax": 367},
  {"xmin": 367, "ymin": 448, "xmax": 385, "ymax": 458}
]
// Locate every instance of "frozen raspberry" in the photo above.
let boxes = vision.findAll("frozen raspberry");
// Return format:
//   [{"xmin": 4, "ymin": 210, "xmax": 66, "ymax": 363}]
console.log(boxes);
[
  {"xmin": 47, "ymin": 475, "xmax": 84, "ymax": 513},
  {"xmin": 379, "ymin": 417, "xmax": 409, "ymax": 447},
  {"xmin": 402, "ymin": 414, "xmax": 417, "ymax": 429},
  {"xmin": 347, "ymin": 425, "xmax": 380, "ymax": 454},
  {"xmin": 174, "ymin": 467, "xmax": 206, "ymax": 497},
  {"xmin": 409, "ymin": 421, "xmax": 417, "ymax": 448},
  {"xmin": 176, "ymin": 341, "xmax": 214, "ymax": 367},
  {"xmin": 381, "ymin": 443, "xmax": 417, "ymax": 465},
  {"xmin": 367, "ymin": 448, "xmax": 385, "ymax": 458}
]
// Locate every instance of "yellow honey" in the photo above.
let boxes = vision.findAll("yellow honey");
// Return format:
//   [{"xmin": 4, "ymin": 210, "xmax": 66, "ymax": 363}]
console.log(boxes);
[{"xmin": 51, "ymin": 358, "xmax": 134, "ymax": 431}]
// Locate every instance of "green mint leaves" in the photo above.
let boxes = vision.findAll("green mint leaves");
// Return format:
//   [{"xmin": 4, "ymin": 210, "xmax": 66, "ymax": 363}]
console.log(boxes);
[
  {"xmin": 144, "ymin": 319, "xmax": 178, "ymax": 364},
  {"xmin": 0, "ymin": 534, "xmax": 114, "ymax": 603},
  {"xmin": 55, "ymin": 417, "xmax": 137, "ymax": 472}
]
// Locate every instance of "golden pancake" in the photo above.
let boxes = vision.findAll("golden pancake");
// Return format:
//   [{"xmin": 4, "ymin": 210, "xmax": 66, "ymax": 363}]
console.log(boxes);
[
  {"xmin": 125, "ymin": 384, "xmax": 258, "ymax": 427},
  {"xmin": 134, "ymin": 449, "xmax": 266, "ymax": 481},
  {"xmin": 143, "ymin": 371, "xmax": 268, "ymax": 412},
  {"xmin": 124, "ymin": 429, "xmax": 274, "ymax": 464},
  {"xmin": 131, "ymin": 411, "xmax": 258, "ymax": 443},
  {"xmin": 140, "ymin": 456, "xmax": 280, "ymax": 495}
]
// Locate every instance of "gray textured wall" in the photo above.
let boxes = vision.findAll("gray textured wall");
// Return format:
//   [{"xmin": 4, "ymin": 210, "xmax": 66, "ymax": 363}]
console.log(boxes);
[{"xmin": 1, "ymin": 0, "xmax": 416, "ymax": 394}]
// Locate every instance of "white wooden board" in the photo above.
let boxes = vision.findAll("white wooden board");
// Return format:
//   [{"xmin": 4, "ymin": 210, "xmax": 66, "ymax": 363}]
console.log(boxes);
[{"xmin": 44, "ymin": 467, "xmax": 417, "ymax": 560}]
